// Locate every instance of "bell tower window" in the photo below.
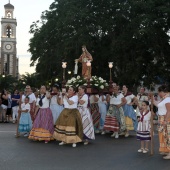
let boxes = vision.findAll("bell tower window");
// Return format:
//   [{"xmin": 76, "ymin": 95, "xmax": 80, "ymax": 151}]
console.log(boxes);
[
  {"xmin": 6, "ymin": 26, "xmax": 12, "ymax": 38},
  {"xmin": 7, "ymin": 12, "xmax": 12, "ymax": 18}
]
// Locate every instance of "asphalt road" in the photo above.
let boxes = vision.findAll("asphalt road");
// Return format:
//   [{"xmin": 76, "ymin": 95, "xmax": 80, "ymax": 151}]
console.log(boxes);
[{"xmin": 0, "ymin": 123, "xmax": 170, "ymax": 170}]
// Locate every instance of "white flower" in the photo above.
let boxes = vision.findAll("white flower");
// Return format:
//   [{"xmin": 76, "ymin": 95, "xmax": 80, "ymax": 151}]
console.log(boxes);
[
  {"xmin": 100, "ymin": 85, "xmax": 104, "ymax": 89},
  {"xmin": 90, "ymin": 79, "xmax": 92, "ymax": 81},
  {"xmin": 77, "ymin": 76, "xmax": 80, "ymax": 79},
  {"xmin": 84, "ymin": 83, "xmax": 87, "ymax": 86},
  {"xmin": 100, "ymin": 80, "xmax": 104, "ymax": 83},
  {"xmin": 79, "ymin": 80, "xmax": 82, "ymax": 82},
  {"xmin": 76, "ymin": 84, "xmax": 79, "ymax": 87},
  {"xmin": 67, "ymin": 80, "xmax": 72, "ymax": 84},
  {"xmin": 71, "ymin": 77, "xmax": 76, "ymax": 81},
  {"xmin": 105, "ymin": 83, "xmax": 108, "ymax": 86},
  {"xmin": 95, "ymin": 84, "xmax": 98, "ymax": 86}
]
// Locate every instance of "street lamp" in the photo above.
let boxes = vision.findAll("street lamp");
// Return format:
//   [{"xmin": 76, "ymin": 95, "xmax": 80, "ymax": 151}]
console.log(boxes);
[
  {"xmin": 68, "ymin": 71, "xmax": 71, "ymax": 75},
  {"xmin": 108, "ymin": 62, "xmax": 113, "ymax": 90},
  {"xmin": 55, "ymin": 78, "xmax": 59, "ymax": 82},
  {"xmin": 62, "ymin": 62, "xmax": 67, "ymax": 88}
]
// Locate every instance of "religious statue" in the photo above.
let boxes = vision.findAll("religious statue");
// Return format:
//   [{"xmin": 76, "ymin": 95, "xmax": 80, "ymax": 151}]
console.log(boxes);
[{"xmin": 75, "ymin": 45, "xmax": 93, "ymax": 78}]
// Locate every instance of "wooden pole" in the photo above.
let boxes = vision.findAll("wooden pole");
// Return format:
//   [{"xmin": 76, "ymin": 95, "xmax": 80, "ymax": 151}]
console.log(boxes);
[{"xmin": 150, "ymin": 92, "xmax": 154, "ymax": 155}]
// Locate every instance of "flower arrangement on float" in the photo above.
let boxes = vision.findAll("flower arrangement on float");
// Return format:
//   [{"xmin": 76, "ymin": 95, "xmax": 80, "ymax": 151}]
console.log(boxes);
[{"xmin": 66, "ymin": 75, "xmax": 108, "ymax": 90}]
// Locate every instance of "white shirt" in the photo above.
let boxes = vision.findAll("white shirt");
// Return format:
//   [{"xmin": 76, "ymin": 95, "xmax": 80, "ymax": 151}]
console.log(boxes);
[
  {"xmin": 157, "ymin": 97, "xmax": 170, "ymax": 116},
  {"xmin": 125, "ymin": 94, "xmax": 135, "ymax": 104},
  {"xmin": 22, "ymin": 93, "xmax": 36, "ymax": 104},
  {"xmin": 36, "ymin": 96, "xmax": 50, "ymax": 108},
  {"xmin": 64, "ymin": 95, "xmax": 78, "ymax": 109},
  {"xmin": 50, "ymin": 95, "xmax": 62, "ymax": 105},
  {"xmin": 78, "ymin": 94, "xmax": 88, "ymax": 107},
  {"xmin": 139, "ymin": 111, "xmax": 151, "ymax": 121},
  {"xmin": 98, "ymin": 95, "xmax": 107, "ymax": 104},
  {"xmin": 110, "ymin": 93, "xmax": 124, "ymax": 105},
  {"xmin": 89, "ymin": 95, "xmax": 99, "ymax": 104},
  {"xmin": 21, "ymin": 103, "xmax": 30, "ymax": 112}
]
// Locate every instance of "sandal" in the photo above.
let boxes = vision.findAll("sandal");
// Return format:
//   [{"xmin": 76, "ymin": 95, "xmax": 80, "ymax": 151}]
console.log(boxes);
[{"xmin": 138, "ymin": 148, "xmax": 144, "ymax": 152}]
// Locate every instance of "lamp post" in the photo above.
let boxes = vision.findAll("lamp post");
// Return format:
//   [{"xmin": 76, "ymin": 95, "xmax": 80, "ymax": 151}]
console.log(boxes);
[
  {"xmin": 62, "ymin": 62, "xmax": 67, "ymax": 88},
  {"xmin": 108, "ymin": 62, "xmax": 113, "ymax": 91}
]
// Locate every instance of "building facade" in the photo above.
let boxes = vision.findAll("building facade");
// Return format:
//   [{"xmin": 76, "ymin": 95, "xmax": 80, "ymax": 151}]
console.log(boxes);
[{"xmin": 0, "ymin": 2, "xmax": 18, "ymax": 77}]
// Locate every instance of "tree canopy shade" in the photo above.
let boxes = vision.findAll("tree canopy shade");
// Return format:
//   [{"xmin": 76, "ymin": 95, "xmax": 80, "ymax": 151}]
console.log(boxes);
[{"xmin": 28, "ymin": 0, "xmax": 170, "ymax": 87}]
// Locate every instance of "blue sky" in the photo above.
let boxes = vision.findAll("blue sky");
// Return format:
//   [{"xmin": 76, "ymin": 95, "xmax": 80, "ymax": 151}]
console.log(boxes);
[{"xmin": 0, "ymin": 0, "xmax": 54, "ymax": 74}]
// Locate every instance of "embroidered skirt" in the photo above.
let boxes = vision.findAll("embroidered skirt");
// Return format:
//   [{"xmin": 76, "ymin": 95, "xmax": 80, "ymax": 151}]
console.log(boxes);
[
  {"xmin": 53, "ymin": 108, "xmax": 83, "ymax": 144},
  {"xmin": 78, "ymin": 106, "xmax": 95, "ymax": 140},
  {"xmin": 29, "ymin": 108, "xmax": 54, "ymax": 141}
]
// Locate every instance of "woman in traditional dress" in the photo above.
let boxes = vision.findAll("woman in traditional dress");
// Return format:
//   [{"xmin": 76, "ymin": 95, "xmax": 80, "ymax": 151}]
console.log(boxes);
[
  {"xmin": 122, "ymin": 85, "xmax": 138, "ymax": 137},
  {"xmin": 75, "ymin": 45, "xmax": 93, "ymax": 78},
  {"xmin": 89, "ymin": 94, "xmax": 100, "ymax": 133},
  {"xmin": 21, "ymin": 85, "xmax": 36, "ymax": 122},
  {"xmin": 137, "ymin": 101, "xmax": 151, "ymax": 153},
  {"xmin": 18, "ymin": 96, "xmax": 32, "ymax": 137},
  {"xmin": 154, "ymin": 85, "xmax": 170, "ymax": 159},
  {"xmin": 29, "ymin": 86, "xmax": 54, "ymax": 143},
  {"xmin": 50, "ymin": 85, "xmax": 64, "ymax": 125},
  {"xmin": 98, "ymin": 93, "xmax": 107, "ymax": 134},
  {"xmin": 53, "ymin": 86, "xmax": 83, "ymax": 148},
  {"xmin": 103, "ymin": 86, "xmax": 126, "ymax": 138},
  {"xmin": 77, "ymin": 86, "xmax": 95, "ymax": 145}
]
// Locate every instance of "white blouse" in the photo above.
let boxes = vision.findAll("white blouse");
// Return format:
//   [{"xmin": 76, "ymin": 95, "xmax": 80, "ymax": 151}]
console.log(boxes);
[
  {"xmin": 21, "ymin": 103, "xmax": 30, "ymax": 112},
  {"xmin": 50, "ymin": 95, "xmax": 62, "ymax": 105},
  {"xmin": 139, "ymin": 111, "xmax": 151, "ymax": 121},
  {"xmin": 64, "ymin": 95, "xmax": 78, "ymax": 109},
  {"xmin": 89, "ymin": 95, "xmax": 99, "ymax": 104},
  {"xmin": 22, "ymin": 93, "xmax": 36, "ymax": 104},
  {"xmin": 125, "ymin": 94, "xmax": 135, "ymax": 104},
  {"xmin": 157, "ymin": 97, "xmax": 170, "ymax": 116},
  {"xmin": 98, "ymin": 95, "xmax": 107, "ymax": 104},
  {"xmin": 110, "ymin": 93, "xmax": 124, "ymax": 105},
  {"xmin": 36, "ymin": 96, "xmax": 50, "ymax": 108},
  {"xmin": 78, "ymin": 94, "xmax": 88, "ymax": 107}
]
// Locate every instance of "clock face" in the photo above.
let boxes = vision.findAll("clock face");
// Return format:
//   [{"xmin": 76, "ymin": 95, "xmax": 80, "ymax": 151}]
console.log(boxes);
[{"xmin": 5, "ymin": 44, "xmax": 12, "ymax": 50}]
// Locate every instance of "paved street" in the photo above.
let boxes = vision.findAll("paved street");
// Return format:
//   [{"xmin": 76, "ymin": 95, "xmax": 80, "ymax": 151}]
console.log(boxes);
[{"xmin": 0, "ymin": 123, "xmax": 170, "ymax": 170}]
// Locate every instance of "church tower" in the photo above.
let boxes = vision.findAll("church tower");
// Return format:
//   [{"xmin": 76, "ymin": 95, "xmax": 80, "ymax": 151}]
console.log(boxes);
[{"xmin": 0, "ymin": 1, "xmax": 18, "ymax": 77}]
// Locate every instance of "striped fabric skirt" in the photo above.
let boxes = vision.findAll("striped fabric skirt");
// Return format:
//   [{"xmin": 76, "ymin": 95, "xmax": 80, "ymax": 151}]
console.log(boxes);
[
  {"xmin": 104, "ymin": 116, "xmax": 119, "ymax": 132},
  {"xmin": 18, "ymin": 112, "xmax": 32, "ymax": 133},
  {"xmin": 90, "ymin": 103, "xmax": 100, "ymax": 130},
  {"xmin": 137, "ymin": 121, "xmax": 151, "ymax": 141},
  {"xmin": 29, "ymin": 108, "xmax": 54, "ymax": 141},
  {"xmin": 53, "ymin": 108, "xmax": 83, "ymax": 144},
  {"xmin": 158, "ymin": 116, "xmax": 170, "ymax": 152},
  {"xmin": 78, "ymin": 106, "xmax": 95, "ymax": 140}
]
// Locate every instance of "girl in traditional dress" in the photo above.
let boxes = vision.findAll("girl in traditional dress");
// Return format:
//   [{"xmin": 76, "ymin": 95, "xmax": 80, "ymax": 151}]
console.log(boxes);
[
  {"xmin": 29, "ymin": 86, "xmax": 54, "ymax": 144},
  {"xmin": 50, "ymin": 85, "xmax": 64, "ymax": 124},
  {"xmin": 18, "ymin": 96, "xmax": 32, "ymax": 137},
  {"xmin": 53, "ymin": 86, "xmax": 83, "ymax": 148},
  {"xmin": 154, "ymin": 85, "xmax": 170, "ymax": 159},
  {"xmin": 122, "ymin": 85, "xmax": 138, "ymax": 137},
  {"xmin": 89, "ymin": 94, "xmax": 100, "ymax": 133},
  {"xmin": 103, "ymin": 86, "xmax": 126, "ymax": 138},
  {"xmin": 77, "ymin": 86, "xmax": 95, "ymax": 145},
  {"xmin": 137, "ymin": 101, "xmax": 151, "ymax": 153},
  {"xmin": 98, "ymin": 93, "xmax": 107, "ymax": 134},
  {"xmin": 21, "ymin": 85, "xmax": 36, "ymax": 122}
]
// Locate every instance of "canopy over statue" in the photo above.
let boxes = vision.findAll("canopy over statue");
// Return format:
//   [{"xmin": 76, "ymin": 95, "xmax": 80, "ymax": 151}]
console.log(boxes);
[{"xmin": 75, "ymin": 45, "xmax": 93, "ymax": 78}]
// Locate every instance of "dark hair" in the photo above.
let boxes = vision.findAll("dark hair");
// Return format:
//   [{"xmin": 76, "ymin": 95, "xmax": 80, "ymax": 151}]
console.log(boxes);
[
  {"xmin": 142, "ymin": 101, "xmax": 149, "ymax": 106},
  {"xmin": 25, "ymin": 96, "xmax": 30, "ymax": 101},
  {"xmin": 79, "ymin": 85, "xmax": 86, "ymax": 90},
  {"xmin": 69, "ymin": 86, "xmax": 77, "ymax": 92},
  {"xmin": 158, "ymin": 85, "xmax": 169, "ymax": 93},
  {"xmin": 53, "ymin": 84, "xmax": 60, "ymax": 90},
  {"xmin": 1, "ymin": 89, "xmax": 6, "ymax": 95},
  {"xmin": 123, "ymin": 85, "xmax": 129, "ymax": 89}
]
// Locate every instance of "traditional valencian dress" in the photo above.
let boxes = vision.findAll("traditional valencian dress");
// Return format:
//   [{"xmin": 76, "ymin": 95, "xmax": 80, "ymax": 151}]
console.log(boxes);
[
  {"xmin": 89, "ymin": 95, "xmax": 101, "ymax": 132},
  {"xmin": 157, "ymin": 97, "xmax": 170, "ymax": 153},
  {"xmin": 50, "ymin": 94, "xmax": 64, "ymax": 124},
  {"xmin": 98, "ymin": 94, "xmax": 107, "ymax": 131},
  {"xmin": 104, "ymin": 93, "xmax": 126, "ymax": 133},
  {"xmin": 22, "ymin": 93, "xmax": 36, "ymax": 122},
  {"xmin": 53, "ymin": 95, "xmax": 83, "ymax": 144},
  {"xmin": 78, "ymin": 94, "xmax": 95, "ymax": 140},
  {"xmin": 29, "ymin": 94, "xmax": 54, "ymax": 141},
  {"xmin": 123, "ymin": 92, "xmax": 138, "ymax": 131},
  {"xmin": 18, "ymin": 103, "xmax": 32, "ymax": 133},
  {"xmin": 137, "ymin": 110, "xmax": 151, "ymax": 141}
]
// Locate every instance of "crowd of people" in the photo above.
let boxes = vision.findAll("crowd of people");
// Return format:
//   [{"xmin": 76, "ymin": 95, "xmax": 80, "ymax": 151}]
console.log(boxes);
[{"xmin": 0, "ymin": 83, "xmax": 170, "ymax": 159}]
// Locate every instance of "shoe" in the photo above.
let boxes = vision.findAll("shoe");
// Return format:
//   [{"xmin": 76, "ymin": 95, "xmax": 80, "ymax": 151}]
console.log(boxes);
[
  {"xmin": 24, "ymin": 133, "xmax": 29, "ymax": 137},
  {"xmin": 72, "ymin": 143, "xmax": 76, "ymax": 148},
  {"xmin": 138, "ymin": 148, "xmax": 144, "ymax": 153},
  {"xmin": 84, "ymin": 140, "xmax": 89, "ymax": 145},
  {"xmin": 15, "ymin": 133, "xmax": 20, "ymax": 138},
  {"xmin": 125, "ymin": 132, "xmax": 129, "ymax": 137},
  {"xmin": 101, "ymin": 131, "xmax": 106, "ymax": 135},
  {"xmin": 143, "ymin": 148, "xmax": 149, "ymax": 153},
  {"xmin": 119, "ymin": 132, "xmax": 125, "ymax": 136},
  {"xmin": 160, "ymin": 152, "xmax": 168, "ymax": 156},
  {"xmin": 13, "ymin": 120, "xmax": 15, "ymax": 124},
  {"xmin": 115, "ymin": 133, "xmax": 119, "ymax": 139},
  {"xmin": 111, "ymin": 132, "xmax": 116, "ymax": 137},
  {"xmin": 59, "ymin": 142, "xmax": 65, "ymax": 146},
  {"xmin": 45, "ymin": 140, "xmax": 48, "ymax": 144},
  {"xmin": 95, "ymin": 130, "xmax": 100, "ymax": 134},
  {"xmin": 163, "ymin": 154, "xmax": 170, "ymax": 159}
]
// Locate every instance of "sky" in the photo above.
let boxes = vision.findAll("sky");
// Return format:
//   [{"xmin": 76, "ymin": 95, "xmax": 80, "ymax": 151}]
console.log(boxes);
[{"xmin": 0, "ymin": 0, "xmax": 54, "ymax": 75}]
